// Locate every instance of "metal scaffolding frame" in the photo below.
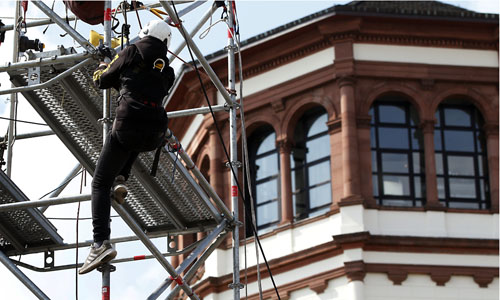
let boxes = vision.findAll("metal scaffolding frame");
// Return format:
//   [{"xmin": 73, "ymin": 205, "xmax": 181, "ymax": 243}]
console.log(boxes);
[{"xmin": 0, "ymin": 1, "xmax": 243, "ymax": 299}]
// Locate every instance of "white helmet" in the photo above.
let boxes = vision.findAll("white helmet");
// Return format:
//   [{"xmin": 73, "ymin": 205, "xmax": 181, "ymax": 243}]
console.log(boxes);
[{"xmin": 139, "ymin": 20, "xmax": 172, "ymax": 48}]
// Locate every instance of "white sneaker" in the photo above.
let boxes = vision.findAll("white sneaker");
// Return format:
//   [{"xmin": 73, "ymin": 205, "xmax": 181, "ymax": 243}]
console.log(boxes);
[{"xmin": 78, "ymin": 240, "xmax": 117, "ymax": 275}]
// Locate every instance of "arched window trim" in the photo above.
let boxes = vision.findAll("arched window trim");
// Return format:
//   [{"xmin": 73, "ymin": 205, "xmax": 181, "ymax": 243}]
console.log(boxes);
[
  {"xmin": 291, "ymin": 107, "xmax": 331, "ymax": 220},
  {"xmin": 248, "ymin": 126, "xmax": 281, "ymax": 234},
  {"xmin": 434, "ymin": 99, "xmax": 490, "ymax": 209},
  {"xmin": 370, "ymin": 99, "xmax": 425, "ymax": 207}
]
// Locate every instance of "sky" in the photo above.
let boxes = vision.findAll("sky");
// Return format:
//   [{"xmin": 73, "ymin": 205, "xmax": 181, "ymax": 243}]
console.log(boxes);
[{"xmin": 0, "ymin": 1, "xmax": 498, "ymax": 299}]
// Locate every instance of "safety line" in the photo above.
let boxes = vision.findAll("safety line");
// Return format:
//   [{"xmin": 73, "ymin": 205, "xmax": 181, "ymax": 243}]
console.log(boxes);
[{"xmin": 170, "ymin": 2, "xmax": 281, "ymax": 299}]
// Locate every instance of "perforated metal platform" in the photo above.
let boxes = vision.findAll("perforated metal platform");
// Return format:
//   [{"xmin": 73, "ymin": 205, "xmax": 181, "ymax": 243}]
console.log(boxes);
[
  {"xmin": 0, "ymin": 170, "xmax": 64, "ymax": 256},
  {"xmin": 7, "ymin": 48, "xmax": 222, "ymax": 242}
]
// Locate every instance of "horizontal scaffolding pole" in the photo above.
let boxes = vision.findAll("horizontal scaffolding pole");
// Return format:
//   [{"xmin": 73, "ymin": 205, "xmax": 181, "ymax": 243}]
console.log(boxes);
[
  {"xmin": 0, "ymin": 194, "xmax": 90, "ymax": 212},
  {"xmin": 11, "ymin": 236, "xmax": 205, "ymax": 272},
  {"xmin": 164, "ymin": 128, "xmax": 233, "ymax": 221},
  {"xmin": 166, "ymin": 104, "xmax": 226, "ymax": 118},
  {"xmin": 0, "ymin": 51, "xmax": 93, "ymax": 73},
  {"xmin": 0, "ymin": 58, "xmax": 94, "ymax": 96},
  {"xmin": 160, "ymin": 0, "xmax": 235, "ymax": 107},
  {"xmin": 0, "ymin": 130, "xmax": 54, "ymax": 142},
  {"xmin": 0, "ymin": 16, "xmax": 77, "ymax": 32}
]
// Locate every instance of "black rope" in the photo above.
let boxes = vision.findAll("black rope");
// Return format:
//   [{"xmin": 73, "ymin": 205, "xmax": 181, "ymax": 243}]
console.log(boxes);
[
  {"xmin": 170, "ymin": 3, "xmax": 281, "ymax": 299},
  {"xmin": 0, "ymin": 116, "xmax": 48, "ymax": 126}
]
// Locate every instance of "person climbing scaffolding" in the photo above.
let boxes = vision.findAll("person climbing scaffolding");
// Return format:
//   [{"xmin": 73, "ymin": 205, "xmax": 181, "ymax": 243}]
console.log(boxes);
[{"xmin": 79, "ymin": 19, "xmax": 175, "ymax": 275}]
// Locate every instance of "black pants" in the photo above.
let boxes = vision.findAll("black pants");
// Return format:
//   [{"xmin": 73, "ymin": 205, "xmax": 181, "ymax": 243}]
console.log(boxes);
[{"xmin": 91, "ymin": 129, "xmax": 164, "ymax": 243}]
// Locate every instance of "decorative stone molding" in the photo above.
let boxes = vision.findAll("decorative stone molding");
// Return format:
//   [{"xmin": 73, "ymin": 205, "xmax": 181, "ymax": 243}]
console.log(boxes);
[
  {"xmin": 271, "ymin": 98, "xmax": 286, "ymax": 113},
  {"xmin": 338, "ymin": 194, "xmax": 365, "ymax": 207},
  {"xmin": 309, "ymin": 279, "xmax": 328, "ymax": 294},
  {"xmin": 420, "ymin": 119, "xmax": 437, "ymax": 134},
  {"xmin": 430, "ymin": 271, "xmax": 452, "ymax": 286},
  {"xmin": 344, "ymin": 260, "xmax": 366, "ymax": 282},
  {"xmin": 356, "ymin": 115, "xmax": 372, "ymax": 129},
  {"xmin": 387, "ymin": 269, "xmax": 408, "ymax": 285},
  {"xmin": 276, "ymin": 138, "xmax": 294, "ymax": 154},
  {"xmin": 337, "ymin": 75, "xmax": 356, "ymax": 88},
  {"xmin": 327, "ymin": 118, "xmax": 342, "ymax": 133},
  {"xmin": 420, "ymin": 78, "xmax": 435, "ymax": 90}
]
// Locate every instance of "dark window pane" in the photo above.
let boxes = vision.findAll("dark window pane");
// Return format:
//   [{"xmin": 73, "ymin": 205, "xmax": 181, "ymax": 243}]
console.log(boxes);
[
  {"xmin": 379, "ymin": 105, "xmax": 406, "ymax": 124},
  {"xmin": 444, "ymin": 130, "xmax": 474, "ymax": 152},
  {"xmin": 257, "ymin": 132, "xmax": 276, "ymax": 154},
  {"xmin": 378, "ymin": 128, "xmax": 409, "ymax": 149},
  {"xmin": 434, "ymin": 130, "xmax": 442, "ymax": 151},
  {"xmin": 256, "ymin": 155, "xmax": 278, "ymax": 179},
  {"xmin": 381, "ymin": 153, "xmax": 409, "ymax": 173},
  {"xmin": 308, "ymin": 113, "xmax": 327, "ymax": 136},
  {"xmin": 476, "ymin": 132, "xmax": 485, "ymax": 153},
  {"xmin": 256, "ymin": 201, "xmax": 279, "ymax": 226},
  {"xmin": 480, "ymin": 179, "xmax": 487, "ymax": 201},
  {"xmin": 410, "ymin": 106, "xmax": 419, "ymax": 126},
  {"xmin": 435, "ymin": 153, "xmax": 444, "ymax": 175},
  {"xmin": 449, "ymin": 178, "xmax": 476, "ymax": 198},
  {"xmin": 373, "ymin": 175, "xmax": 379, "ymax": 197},
  {"xmin": 478, "ymin": 155, "xmax": 486, "ymax": 177},
  {"xmin": 256, "ymin": 179, "xmax": 278, "ymax": 204},
  {"xmin": 308, "ymin": 161, "xmax": 330, "ymax": 186},
  {"xmin": 413, "ymin": 153, "xmax": 422, "ymax": 174},
  {"xmin": 369, "ymin": 107, "xmax": 375, "ymax": 124},
  {"xmin": 415, "ymin": 176, "xmax": 424, "ymax": 199},
  {"xmin": 449, "ymin": 201, "xmax": 479, "ymax": 209},
  {"xmin": 444, "ymin": 107, "xmax": 471, "ymax": 127},
  {"xmin": 435, "ymin": 110, "xmax": 441, "ymax": 127},
  {"xmin": 309, "ymin": 206, "xmax": 330, "ymax": 218},
  {"xmin": 437, "ymin": 177, "xmax": 445, "ymax": 199},
  {"xmin": 447, "ymin": 156, "xmax": 475, "ymax": 176},
  {"xmin": 383, "ymin": 175, "xmax": 410, "ymax": 196},
  {"xmin": 382, "ymin": 199, "xmax": 413, "ymax": 207},
  {"xmin": 309, "ymin": 184, "xmax": 331, "ymax": 209},
  {"xmin": 411, "ymin": 129, "xmax": 423, "ymax": 150},
  {"xmin": 370, "ymin": 127, "xmax": 377, "ymax": 148},
  {"xmin": 306, "ymin": 135, "xmax": 330, "ymax": 162},
  {"xmin": 372, "ymin": 151, "xmax": 377, "ymax": 172}
]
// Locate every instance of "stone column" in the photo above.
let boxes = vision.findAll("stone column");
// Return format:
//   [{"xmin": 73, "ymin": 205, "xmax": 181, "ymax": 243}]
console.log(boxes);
[
  {"xmin": 421, "ymin": 120, "xmax": 443, "ymax": 210},
  {"xmin": 277, "ymin": 138, "xmax": 293, "ymax": 225},
  {"xmin": 484, "ymin": 123, "xmax": 499, "ymax": 212},
  {"xmin": 209, "ymin": 127, "xmax": 224, "ymax": 201},
  {"xmin": 339, "ymin": 77, "xmax": 362, "ymax": 202}
]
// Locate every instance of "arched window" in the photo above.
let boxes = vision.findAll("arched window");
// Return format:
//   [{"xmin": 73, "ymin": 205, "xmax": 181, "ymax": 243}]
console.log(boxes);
[
  {"xmin": 248, "ymin": 126, "xmax": 280, "ymax": 233},
  {"xmin": 434, "ymin": 99, "xmax": 489, "ymax": 209},
  {"xmin": 370, "ymin": 99, "xmax": 425, "ymax": 206},
  {"xmin": 291, "ymin": 107, "xmax": 331, "ymax": 220}
]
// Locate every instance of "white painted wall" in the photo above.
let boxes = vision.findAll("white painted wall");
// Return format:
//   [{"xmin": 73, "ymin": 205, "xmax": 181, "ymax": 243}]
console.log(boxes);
[
  {"xmin": 364, "ymin": 251, "xmax": 499, "ymax": 268},
  {"xmin": 353, "ymin": 43, "xmax": 499, "ymax": 67},
  {"xmin": 217, "ymin": 47, "xmax": 335, "ymax": 104},
  {"xmin": 364, "ymin": 209, "xmax": 499, "ymax": 239},
  {"xmin": 364, "ymin": 274, "xmax": 499, "ymax": 300}
]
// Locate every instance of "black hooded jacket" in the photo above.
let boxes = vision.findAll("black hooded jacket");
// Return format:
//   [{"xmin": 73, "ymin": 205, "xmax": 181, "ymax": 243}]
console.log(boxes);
[
  {"xmin": 93, "ymin": 36, "xmax": 175, "ymax": 132},
  {"xmin": 94, "ymin": 36, "xmax": 175, "ymax": 103}
]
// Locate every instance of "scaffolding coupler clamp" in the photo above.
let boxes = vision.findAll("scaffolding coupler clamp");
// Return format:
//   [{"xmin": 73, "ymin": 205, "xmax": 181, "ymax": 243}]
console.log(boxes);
[
  {"xmin": 97, "ymin": 117, "xmax": 113, "ymax": 125},
  {"xmin": 225, "ymin": 160, "xmax": 242, "ymax": 169},
  {"xmin": 228, "ymin": 282, "xmax": 244, "ymax": 289}
]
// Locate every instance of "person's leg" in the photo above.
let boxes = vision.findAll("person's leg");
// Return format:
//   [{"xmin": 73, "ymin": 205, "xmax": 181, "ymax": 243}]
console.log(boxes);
[{"xmin": 91, "ymin": 132, "xmax": 131, "ymax": 243}]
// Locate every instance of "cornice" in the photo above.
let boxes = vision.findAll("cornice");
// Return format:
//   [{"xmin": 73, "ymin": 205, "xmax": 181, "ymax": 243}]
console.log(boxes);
[{"xmin": 190, "ymin": 234, "xmax": 499, "ymax": 299}]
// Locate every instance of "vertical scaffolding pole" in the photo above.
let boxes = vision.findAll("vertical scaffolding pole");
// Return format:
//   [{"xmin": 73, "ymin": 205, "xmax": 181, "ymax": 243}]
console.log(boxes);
[
  {"xmin": 6, "ymin": 1, "xmax": 20, "ymax": 176},
  {"xmin": 102, "ymin": 1, "xmax": 113, "ymax": 139},
  {"xmin": 227, "ymin": 2, "xmax": 242, "ymax": 299}
]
